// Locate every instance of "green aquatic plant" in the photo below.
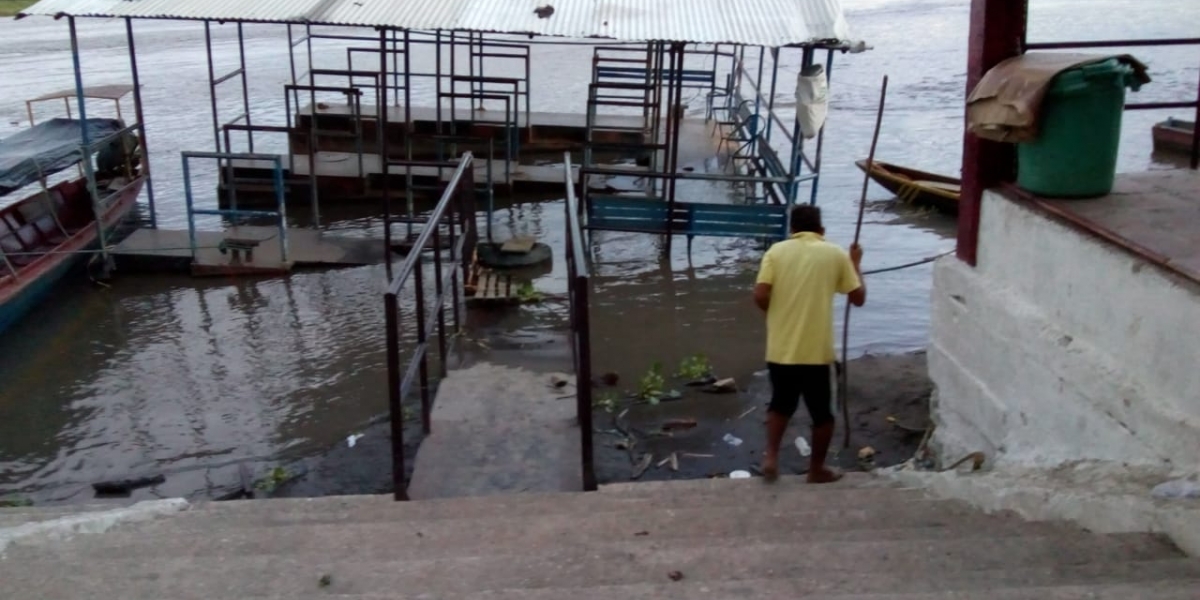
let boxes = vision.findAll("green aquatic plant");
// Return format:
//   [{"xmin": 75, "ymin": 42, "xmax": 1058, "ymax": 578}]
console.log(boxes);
[
  {"xmin": 637, "ymin": 362, "xmax": 667, "ymax": 404},
  {"xmin": 0, "ymin": 495, "xmax": 33, "ymax": 508},
  {"xmin": 594, "ymin": 391, "xmax": 620, "ymax": 413},
  {"xmin": 676, "ymin": 353, "xmax": 713, "ymax": 381},
  {"xmin": 516, "ymin": 281, "xmax": 543, "ymax": 303},
  {"xmin": 254, "ymin": 466, "xmax": 291, "ymax": 493}
]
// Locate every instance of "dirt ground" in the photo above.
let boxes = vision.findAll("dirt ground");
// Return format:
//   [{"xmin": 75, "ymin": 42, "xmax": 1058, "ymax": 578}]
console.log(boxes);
[
  {"xmin": 265, "ymin": 351, "xmax": 931, "ymax": 498},
  {"xmin": 592, "ymin": 351, "xmax": 933, "ymax": 483}
]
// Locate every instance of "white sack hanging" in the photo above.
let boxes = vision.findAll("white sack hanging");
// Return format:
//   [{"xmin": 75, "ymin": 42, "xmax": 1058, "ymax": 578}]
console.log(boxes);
[{"xmin": 795, "ymin": 64, "xmax": 829, "ymax": 139}]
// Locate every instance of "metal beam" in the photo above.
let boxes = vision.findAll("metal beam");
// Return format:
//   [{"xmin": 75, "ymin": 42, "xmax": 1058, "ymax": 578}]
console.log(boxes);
[{"xmin": 958, "ymin": 0, "xmax": 1026, "ymax": 265}]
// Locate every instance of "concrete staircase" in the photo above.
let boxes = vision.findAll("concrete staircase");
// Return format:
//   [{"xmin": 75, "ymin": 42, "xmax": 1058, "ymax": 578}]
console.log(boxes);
[{"xmin": 2, "ymin": 475, "xmax": 1198, "ymax": 598}]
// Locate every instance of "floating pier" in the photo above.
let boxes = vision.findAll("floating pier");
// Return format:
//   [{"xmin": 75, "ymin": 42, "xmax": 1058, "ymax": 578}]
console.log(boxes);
[{"xmin": 112, "ymin": 226, "xmax": 386, "ymax": 276}]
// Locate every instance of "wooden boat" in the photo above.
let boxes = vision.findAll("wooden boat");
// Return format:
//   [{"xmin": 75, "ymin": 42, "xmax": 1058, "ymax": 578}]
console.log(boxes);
[
  {"xmin": 1151, "ymin": 118, "xmax": 1197, "ymax": 155},
  {"xmin": 855, "ymin": 159, "xmax": 960, "ymax": 216},
  {"xmin": 0, "ymin": 86, "xmax": 144, "ymax": 334}
]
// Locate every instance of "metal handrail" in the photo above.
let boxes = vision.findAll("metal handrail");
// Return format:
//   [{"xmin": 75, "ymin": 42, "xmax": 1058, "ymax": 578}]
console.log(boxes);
[
  {"xmin": 383, "ymin": 152, "xmax": 477, "ymax": 500},
  {"xmin": 1024, "ymin": 37, "xmax": 1200, "ymax": 169},
  {"xmin": 563, "ymin": 153, "xmax": 597, "ymax": 492}
]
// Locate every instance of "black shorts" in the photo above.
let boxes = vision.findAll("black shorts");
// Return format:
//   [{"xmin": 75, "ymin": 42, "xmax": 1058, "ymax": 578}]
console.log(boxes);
[{"xmin": 767, "ymin": 362, "xmax": 835, "ymax": 426}]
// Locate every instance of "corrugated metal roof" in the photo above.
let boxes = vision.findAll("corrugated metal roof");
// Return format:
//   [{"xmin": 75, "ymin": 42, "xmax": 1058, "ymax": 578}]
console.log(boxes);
[{"xmin": 18, "ymin": 0, "xmax": 857, "ymax": 47}]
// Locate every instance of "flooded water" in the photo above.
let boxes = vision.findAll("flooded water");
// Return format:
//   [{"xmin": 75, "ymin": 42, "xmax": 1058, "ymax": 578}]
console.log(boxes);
[{"xmin": 1, "ymin": 0, "xmax": 1196, "ymax": 502}]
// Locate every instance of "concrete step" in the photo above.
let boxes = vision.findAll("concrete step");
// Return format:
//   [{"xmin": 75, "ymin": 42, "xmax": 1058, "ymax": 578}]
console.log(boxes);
[
  {"xmin": 10, "ymin": 503, "xmax": 1090, "ymax": 562},
  {"xmin": 210, "ymin": 579, "xmax": 1200, "ymax": 600},
  {"xmin": 599, "ymin": 473, "xmax": 895, "ymax": 496},
  {"xmin": 167, "ymin": 484, "xmax": 933, "ymax": 526},
  {"xmin": 0, "ymin": 502, "xmax": 132, "ymax": 528},
  {"xmin": 1, "ymin": 532, "xmax": 1187, "ymax": 597}
]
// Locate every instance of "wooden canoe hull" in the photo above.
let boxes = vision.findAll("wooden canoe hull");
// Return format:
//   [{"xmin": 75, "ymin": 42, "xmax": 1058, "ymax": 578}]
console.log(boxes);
[
  {"xmin": 1152, "ymin": 118, "xmax": 1196, "ymax": 155},
  {"xmin": 855, "ymin": 159, "xmax": 961, "ymax": 216},
  {"xmin": 0, "ymin": 178, "xmax": 143, "ymax": 334}
]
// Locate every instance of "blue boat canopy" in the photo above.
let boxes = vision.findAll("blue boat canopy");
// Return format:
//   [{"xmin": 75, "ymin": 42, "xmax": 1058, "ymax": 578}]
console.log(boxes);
[{"xmin": 0, "ymin": 117, "xmax": 124, "ymax": 196}]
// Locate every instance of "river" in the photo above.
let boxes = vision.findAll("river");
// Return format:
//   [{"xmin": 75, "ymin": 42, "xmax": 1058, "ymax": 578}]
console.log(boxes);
[{"xmin": 0, "ymin": 0, "xmax": 1196, "ymax": 503}]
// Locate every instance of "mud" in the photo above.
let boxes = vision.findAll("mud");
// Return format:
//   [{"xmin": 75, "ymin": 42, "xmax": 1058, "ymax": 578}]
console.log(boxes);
[
  {"xmin": 593, "ymin": 352, "xmax": 932, "ymax": 484},
  {"xmin": 263, "ymin": 350, "xmax": 930, "ymax": 498}
]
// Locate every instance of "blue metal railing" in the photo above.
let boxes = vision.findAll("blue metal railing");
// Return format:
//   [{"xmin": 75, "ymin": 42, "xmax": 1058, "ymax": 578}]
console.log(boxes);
[{"xmin": 181, "ymin": 151, "xmax": 288, "ymax": 265}]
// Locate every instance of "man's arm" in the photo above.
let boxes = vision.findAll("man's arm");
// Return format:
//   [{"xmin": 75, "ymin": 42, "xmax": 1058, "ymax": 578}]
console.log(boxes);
[
  {"xmin": 754, "ymin": 283, "xmax": 772, "ymax": 312},
  {"xmin": 754, "ymin": 251, "xmax": 775, "ymax": 312},
  {"xmin": 844, "ymin": 243, "xmax": 866, "ymax": 307}
]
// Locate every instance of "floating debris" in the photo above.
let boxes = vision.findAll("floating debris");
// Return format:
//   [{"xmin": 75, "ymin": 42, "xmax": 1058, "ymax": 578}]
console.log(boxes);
[
  {"xmin": 729, "ymin": 470, "xmax": 752, "ymax": 479},
  {"xmin": 702, "ymin": 378, "xmax": 738, "ymax": 394},
  {"xmin": 736, "ymin": 406, "xmax": 758, "ymax": 420},
  {"xmin": 661, "ymin": 418, "xmax": 697, "ymax": 431},
  {"xmin": 347, "ymin": 433, "xmax": 365, "ymax": 448},
  {"xmin": 631, "ymin": 453, "xmax": 653, "ymax": 479},
  {"xmin": 722, "ymin": 433, "xmax": 743, "ymax": 447},
  {"xmin": 795, "ymin": 436, "xmax": 812, "ymax": 457}
]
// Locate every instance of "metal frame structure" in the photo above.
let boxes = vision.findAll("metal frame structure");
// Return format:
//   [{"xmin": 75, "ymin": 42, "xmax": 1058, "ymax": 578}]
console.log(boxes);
[
  {"xmin": 182, "ymin": 151, "xmax": 289, "ymax": 266},
  {"xmin": 59, "ymin": 16, "xmax": 157, "ymax": 268},
  {"xmin": 36, "ymin": 9, "xmax": 860, "ymax": 500},
  {"xmin": 580, "ymin": 41, "xmax": 844, "ymax": 254}
]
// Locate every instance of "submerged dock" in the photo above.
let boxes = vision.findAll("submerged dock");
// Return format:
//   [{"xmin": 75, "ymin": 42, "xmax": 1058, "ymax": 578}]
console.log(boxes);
[{"xmin": 112, "ymin": 226, "xmax": 386, "ymax": 276}]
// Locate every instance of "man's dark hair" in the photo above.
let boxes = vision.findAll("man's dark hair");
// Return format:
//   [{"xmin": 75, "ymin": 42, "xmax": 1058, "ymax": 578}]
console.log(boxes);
[{"xmin": 789, "ymin": 204, "xmax": 823, "ymax": 234}]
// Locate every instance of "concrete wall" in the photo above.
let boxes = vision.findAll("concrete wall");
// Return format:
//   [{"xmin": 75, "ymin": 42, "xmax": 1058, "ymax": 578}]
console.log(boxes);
[{"xmin": 928, "ymin": 190, "xmax": 1200, "ymax": 473}]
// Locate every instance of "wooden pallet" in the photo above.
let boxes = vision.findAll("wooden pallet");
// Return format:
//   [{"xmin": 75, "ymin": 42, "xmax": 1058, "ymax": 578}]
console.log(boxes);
[{"xmin": 466, "ymin": 261, "xmax": 524, "ymax": 306}]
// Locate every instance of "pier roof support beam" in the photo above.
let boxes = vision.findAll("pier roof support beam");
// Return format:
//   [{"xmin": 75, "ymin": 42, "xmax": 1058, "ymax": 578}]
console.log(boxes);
[{"xmin": 958, "ymin": 0, "xmax": 1026, "ymax": 265}]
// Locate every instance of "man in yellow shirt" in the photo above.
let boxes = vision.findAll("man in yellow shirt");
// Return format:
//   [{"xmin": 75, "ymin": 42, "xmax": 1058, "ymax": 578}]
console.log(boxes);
[{"xmin": 753, "ymin": 205, "xmax": 865, "ymax": 483}]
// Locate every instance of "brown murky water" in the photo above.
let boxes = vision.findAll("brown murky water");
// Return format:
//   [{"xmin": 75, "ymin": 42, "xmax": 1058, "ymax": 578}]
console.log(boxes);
[{"xmin": 0, "ymin": 0, "xmax": 1196, "ymax": 502}]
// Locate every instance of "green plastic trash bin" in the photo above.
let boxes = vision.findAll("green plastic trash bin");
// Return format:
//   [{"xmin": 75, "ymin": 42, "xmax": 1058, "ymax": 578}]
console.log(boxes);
[{"xmin": 1017, "ymin": 58, "xmax": 1140, "ymax": 198}]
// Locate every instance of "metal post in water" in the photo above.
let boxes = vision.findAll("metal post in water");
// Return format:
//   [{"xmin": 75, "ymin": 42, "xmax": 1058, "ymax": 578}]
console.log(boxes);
[
  {"xmin": 182, "ymin": 155, "xmax": 198, "ymax": 262},
  {"xmin": 432, "ymin": 225, "xmax": 448, "ymax": 379},
  {"xmin": 413, "ymin": 243, "xmax": 431, "ymax": 434},
  {"xmin": 384, "ymin": 292, "xmax": 408, "ymax": 501},
  {"xmin": 274, "ymin": 158, "xmax": 289, "ymax": 265},
  {"xmin": 124, "ymin": 17, "xmax": 156, "ymax": 228},
  {"xmin": 237, "ymin": 23, "xmax": 254, "ymax": 153},
  {"xmin": 68, "ymin": 17, "xmax": 111, "ymax": 274},
  {"xmin": 766, "ymin": 47, "xmax": 779, "ymax": 145},
  {"xmin": 380, "ymin": 27, "xmax": 393, "ymax": 279},
  {"xmin": 204, "ymin": 21, "xmax": 221, "ymax": 153}
]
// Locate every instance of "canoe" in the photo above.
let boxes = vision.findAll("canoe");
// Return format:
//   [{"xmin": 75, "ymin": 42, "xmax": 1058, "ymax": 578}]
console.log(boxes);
[
  {"xmin": 0, "ymin": 87, "xmax": 145, "ymax": 334},
  {"xmin": 855, "ymin": 159, "xmax": 960, "ymax": 216},
  {"xmin": 0, "ymin": 175, "xmax": 142, "ymax": 334},
  {"xmin": 1151, "ymin": 118, "xmax": 1197, "ymax": 155}
]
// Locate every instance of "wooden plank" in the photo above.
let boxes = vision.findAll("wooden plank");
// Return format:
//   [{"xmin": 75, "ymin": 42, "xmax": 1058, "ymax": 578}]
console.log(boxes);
[{"xmin": 500, "ymin": 236, "xmax": 537, "ymax": 254}]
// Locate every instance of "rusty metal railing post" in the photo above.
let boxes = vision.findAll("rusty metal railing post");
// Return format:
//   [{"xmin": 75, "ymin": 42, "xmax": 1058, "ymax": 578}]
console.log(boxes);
[
  {"xmin": 383, "ymin": 151, "xmax": 474, "ymax": 500},
  {"xmin": 433, "ymin": 223, "xmax": 448, "ymax": 379},
  {"xmin": 564, "ymin": 153, "xmax": 597, "ymax": 491},
  {"xmin": 385, "ymin": 292, "xmax": 408, "ymax": 501},
  {"xmin": 413, "ymin": 245, "xmax": 431, "ymax": 434}
]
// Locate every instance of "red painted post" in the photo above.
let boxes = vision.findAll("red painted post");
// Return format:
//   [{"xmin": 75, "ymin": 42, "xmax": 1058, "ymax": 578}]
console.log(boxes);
[{"xmin": 958, "ymin": 0, "xmax": 1027, "ymax": 264}]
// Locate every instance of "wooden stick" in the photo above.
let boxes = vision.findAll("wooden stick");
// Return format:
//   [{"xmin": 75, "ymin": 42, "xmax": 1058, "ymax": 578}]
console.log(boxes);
[{"xmin": 842, "ymin": 75, "xmax": 889, "ymax": 449}]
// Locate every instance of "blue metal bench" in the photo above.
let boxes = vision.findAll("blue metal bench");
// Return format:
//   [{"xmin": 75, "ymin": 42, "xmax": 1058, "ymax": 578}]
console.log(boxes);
[{"xmin": 587, "ymin": 195, "xmax": 788, "ymax": 252}]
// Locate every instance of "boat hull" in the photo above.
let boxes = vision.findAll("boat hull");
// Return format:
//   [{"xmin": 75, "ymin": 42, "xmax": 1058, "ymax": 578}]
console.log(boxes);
[
  {"xmin": 0, "ymin": 180, "xmax": 142, "ymax": 334},
  {"xmin": 1152, "ymin": 118, "xmax": 1196, "ymax": 155},
  {"xmin": 855, "ymin": 159, "xmax": 960, "ymax": 216}
]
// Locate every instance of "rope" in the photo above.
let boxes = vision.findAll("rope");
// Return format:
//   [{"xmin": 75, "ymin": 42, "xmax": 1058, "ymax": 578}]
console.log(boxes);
[{"xmin": 861, "ymin": 249, "xmax": 953, "ymax": 276}]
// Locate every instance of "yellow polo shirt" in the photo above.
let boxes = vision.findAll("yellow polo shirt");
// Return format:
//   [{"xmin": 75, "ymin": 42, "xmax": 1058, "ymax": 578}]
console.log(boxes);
[{"xmin": 756, "ymin": 232, "xmax": 861, "ymax": 365}]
